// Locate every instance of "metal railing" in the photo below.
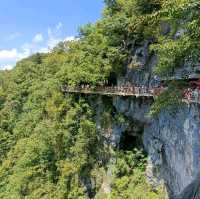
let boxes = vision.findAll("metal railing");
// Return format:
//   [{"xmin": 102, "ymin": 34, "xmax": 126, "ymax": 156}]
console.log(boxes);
[
  {"xmin": 61, "ymin": 85, "xmax": 165, "ymax": 97},
  {"xmin": 61, "ymin": 85, "xmax": 200, "ymax": 104}
]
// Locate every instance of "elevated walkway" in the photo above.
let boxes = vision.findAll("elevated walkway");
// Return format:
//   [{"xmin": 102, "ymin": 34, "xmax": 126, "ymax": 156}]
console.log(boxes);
[
  {"xmin": 61, "ymin": 85, "xmax": 200, "ymax": 105},
  {"xmin": 61, "ymin": 86, "xmax": 162, "ymax": 98}
]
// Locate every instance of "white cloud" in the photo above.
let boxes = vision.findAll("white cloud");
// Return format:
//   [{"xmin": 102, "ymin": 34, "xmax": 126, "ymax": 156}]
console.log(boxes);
[
  {"xmin": 33, "ymin": 33, "xmax": 44, "ymax": 43},
  {"xmin": 1, "ymin": 22, "xmax": 76, "ymax": 70},
  {"xmin": 0, "ymin": 48, "xmax": 31, "ymax": 70},
  {"xmin": 0, "ymin": 49, "xmax": 18, "ymax": 60},
  {"xmin": 1, "ymin": 64, "xmax": 13, "ymax": 70},
  {"xmin": 47, "ymin": 23, "xmax": 62, "ymax": 49},
  {"xmin": 64, "ymin": 36, "xmax": 75, "ymax": 41},
  {"xmin": 38, "ymin": 47, "xmax": 49, "ymax": 53},
  {"xmin": 47, "ymin": 37, "xmax": 61, "ymax": 49},
  {"xmin": 17, "ymin": 47, "xmax": 31, "ymax": 60},
  {"xmin": 46, "ymin": 22, "xmax": 70, "ymax": 49}
]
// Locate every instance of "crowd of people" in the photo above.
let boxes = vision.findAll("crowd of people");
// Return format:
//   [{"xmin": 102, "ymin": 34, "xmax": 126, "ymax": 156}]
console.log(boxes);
[
  {"xmin": 183, "ymin": 80, "xmax": 200, "ymax": 102},
  {"xmin": 62, "ymin": 81, "xmax": 200, "ymax": 102},
  {"xmin": 183, "ymin": 88, "xmax": 200, "ymax": 102},
  {"xmin": 63, "ymin": 84, "xmax": 165, "ymax": 96}
]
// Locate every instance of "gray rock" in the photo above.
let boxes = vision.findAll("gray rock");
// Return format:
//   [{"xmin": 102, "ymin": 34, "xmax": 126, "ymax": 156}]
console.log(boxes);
[
  {"xmin": 174, "ymin": 28, "xmax": 186, "ymax": 39},
  {"xmin": 143, "ymin": 103, "xmax": 200, "ymax": 197},
  {"xmin": 113, "ymin": 30, "xmax": 200, "ymax": 198},
  {"xmin": 113, "ymin": 96, "xmax": 153, "ymax": 123},
  {"xmin": 120, "ymin": 39, "xmax": 156, "ymax": 87},
  {"xmin": 113, "ymin": 92, "xmax": 200, "ymax": 198},
  {"xmin": 160, "ymin": 22, "xmax": 171, "ymax": 35},
  {"xmin": 174, "ymin": 173, "xmax": 200, "ymax": 199}
]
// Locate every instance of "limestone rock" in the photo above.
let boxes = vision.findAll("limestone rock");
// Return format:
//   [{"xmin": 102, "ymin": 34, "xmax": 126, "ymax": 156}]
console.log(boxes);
[{"xmin": 174, "ymin": 173, "xmax": 200, "ymax": 199}]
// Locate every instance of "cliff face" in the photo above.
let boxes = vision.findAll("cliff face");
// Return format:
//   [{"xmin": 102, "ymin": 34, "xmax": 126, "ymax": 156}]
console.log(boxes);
[
  {"xmin": 144, "ymin": 103, "xmax": 200, "ymax": 196},
  {"xmin": 112, "ymin": 89, "xmax": 200, "ymax": 198},
  {"xmin": 110, "ymin": 35, "xmax": 200, "ymax": 198},
  {"xmin": 175, "ymin": 173, "xmax": 200, "ymax": 199}
]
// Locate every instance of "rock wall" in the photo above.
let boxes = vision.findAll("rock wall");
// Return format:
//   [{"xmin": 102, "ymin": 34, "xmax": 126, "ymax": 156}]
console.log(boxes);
[
  {"xmin": 175, "ymin": 172, "xmax": 200, "ymax": 199},
  {"xmin": 88, "ymin": 26, "xmax": 200, "ymax": 198},
  {"xmin": 112, "ymin": 95, "xmax": 200, "ymax": 198},
  {"xmin": 144, "ymin": 103, "xmax": 200, "ymax": 197},
  {"xmin": 89, "ymin": 86, "xmax": 200, "ymax": 198},
  {"xmin": 111, "ymin": 26, "xmax": 200, "ymax": 197}
]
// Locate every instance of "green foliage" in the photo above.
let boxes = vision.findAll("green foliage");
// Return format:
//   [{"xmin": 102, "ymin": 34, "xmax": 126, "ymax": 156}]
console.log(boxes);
[
  {"xmin": 0, "ymin": 51, "xmax": 107, "ymax": 198},
  {"xmin": 152, "ymin": 36, "xmax": 194, "ymax": 76},
  {"xmin": 58, "ymin": 0, "xmax": 164, "ymax": 87},
  {"xmin": 134, "ymin": 0, "xmax": 162, "ymax": 14},
  {"xmin": 0, "ymin": 46, "xmax": 165, "ymax": 198},
  {"xmin": 152, "ymin": 0, "xmax": 200, "ymax": 76},
  {"xmin": 109, "ymin": 149, "xmax": 165, "ymax": 199},
  {"xmin": 149, "ymin": 82, "xmax": 184, "ymax": 116},
  {"xmin": 2, "ymin": 0, "xmax": 197, "ymax": 197},
  {"xmin": 114, "ymin": 113, "xmax": 126, "ymax": 125}
]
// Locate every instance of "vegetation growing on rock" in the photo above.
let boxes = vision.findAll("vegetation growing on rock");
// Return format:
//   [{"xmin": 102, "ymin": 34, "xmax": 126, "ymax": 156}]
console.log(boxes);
[{"xmin": 0, "ymin": 0, "xmax": 198, "ymax": 198}]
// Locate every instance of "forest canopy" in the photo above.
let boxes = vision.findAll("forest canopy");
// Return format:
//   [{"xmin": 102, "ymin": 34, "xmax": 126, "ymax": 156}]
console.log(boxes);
[{"xmin": 0, "ymin": 0, "xmax": 198, "ymax": 198}]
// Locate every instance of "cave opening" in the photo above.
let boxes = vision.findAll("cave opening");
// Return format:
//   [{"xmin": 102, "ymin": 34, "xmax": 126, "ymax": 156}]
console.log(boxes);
[{"xmin": 119, "ymin": 130, "xmax": 143, "ymax": 151}]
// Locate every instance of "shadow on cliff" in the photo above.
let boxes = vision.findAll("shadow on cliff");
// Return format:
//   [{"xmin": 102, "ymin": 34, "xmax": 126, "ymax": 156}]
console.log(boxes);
[{"xmin": 174, "ymin": 173, "xmax": 200, "ymax": 199}]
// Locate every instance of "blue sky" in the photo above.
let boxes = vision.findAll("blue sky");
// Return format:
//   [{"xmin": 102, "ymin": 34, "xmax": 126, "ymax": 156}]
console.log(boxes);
[{"xmin": 0, "ymin": 0, "xmax": 104, "ymax": 69}]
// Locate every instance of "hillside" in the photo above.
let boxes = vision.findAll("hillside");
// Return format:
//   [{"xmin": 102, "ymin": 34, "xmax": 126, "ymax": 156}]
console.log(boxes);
[{"xmin": 0, "ymin": 1, "xmax": 200, "ymax": 198}]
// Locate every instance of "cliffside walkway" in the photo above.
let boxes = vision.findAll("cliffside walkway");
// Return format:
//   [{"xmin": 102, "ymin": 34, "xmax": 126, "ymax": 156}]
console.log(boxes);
[
  {"xmin": 61, "ymin": 85, "xmax": 164, "ymax": 98},
  {"xmin": 62, "ymin": 85, "xmax": 200, "ymax": 104}
]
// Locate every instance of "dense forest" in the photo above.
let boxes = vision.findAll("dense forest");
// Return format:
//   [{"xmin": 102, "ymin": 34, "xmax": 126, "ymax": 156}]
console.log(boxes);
[{"xmin": 0, "ymin": 0, "xmax": 199, "ymax": 198}]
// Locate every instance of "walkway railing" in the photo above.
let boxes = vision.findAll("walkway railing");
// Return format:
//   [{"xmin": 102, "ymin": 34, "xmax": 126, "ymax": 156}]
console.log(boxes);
[
  {"xmin": 61, "ymin": 85, "xmax": 165, "ymax": 97},
  {"xmin": 61, "ymin": 85, "xmax": 200, "ymax": 104}
]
